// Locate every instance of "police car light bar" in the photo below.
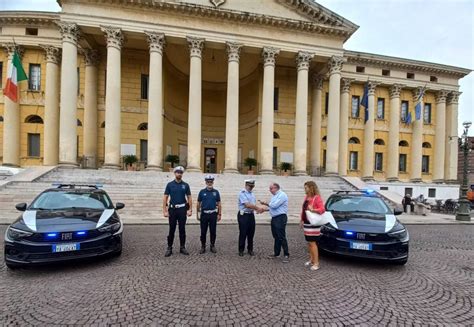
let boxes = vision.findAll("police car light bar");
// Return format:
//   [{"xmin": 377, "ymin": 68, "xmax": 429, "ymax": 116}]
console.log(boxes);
[{"xmin": 52, "ymin": 183, "xmax": 103, "ymax": 189}]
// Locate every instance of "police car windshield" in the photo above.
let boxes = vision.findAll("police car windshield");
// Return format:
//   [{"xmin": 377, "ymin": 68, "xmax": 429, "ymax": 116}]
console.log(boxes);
[
  {"xmin": 30, "ymin": 191, "xmax": 112, "ymax": 210},
  {"xmin": 326, "ymin": 196, "xmax": 391, "ymax": 215}
]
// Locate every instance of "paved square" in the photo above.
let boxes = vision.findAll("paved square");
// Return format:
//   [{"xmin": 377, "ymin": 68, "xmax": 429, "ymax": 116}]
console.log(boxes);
[{"xmin": 1, "ymin": 224, "xmax": 473, "ymax": 326}]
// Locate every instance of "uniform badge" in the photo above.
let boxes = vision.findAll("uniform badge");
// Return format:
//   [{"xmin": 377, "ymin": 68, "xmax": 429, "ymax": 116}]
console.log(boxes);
[
  {"xmin": 182, "ymin": 185, "xmax": 185, "ymax": 190},
  {"xmin": 213, "ymin": 192, "xmax": 216, "ymax": 197}
]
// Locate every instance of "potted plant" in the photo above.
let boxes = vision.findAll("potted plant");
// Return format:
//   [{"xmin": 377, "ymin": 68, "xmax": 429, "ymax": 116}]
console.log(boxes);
[
  {"xmin": 165, "ymin": 154, "xmax": 180, "ymax": 172},
  {"xmin": 123, "ymin": 154, "xmax": 138, "ymax": 171},
  {"xmin": 280, "ymin": 162, "xmax": 292, "ymax": 176},
  {"xmin": 244, "ymin": 157, "xmax": 257, "ymax": 175}
]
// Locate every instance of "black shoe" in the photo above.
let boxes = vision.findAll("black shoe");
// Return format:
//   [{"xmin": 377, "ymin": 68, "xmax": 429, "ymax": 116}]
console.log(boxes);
[
  {"xmin": 199, "ymin": 246, "xmax": 206, "ymax": 254},
  {"xmin": 165, "ymin": 247, "xmax": 172, "ymax": 257},
  {"xmin": 210, "ymin": 245, "xmax": 217, "ymax": 253},
  {"xmin": 180, "ymin": 247, "xmax": 189, "ymax": 255},
  {"xmin": 248, "ymin": 250, "xmax": 255, "ymax": 256},
  {"xmin": 268, "ymin": 254, "xmax": 279, "ymax": 259},
  {"xmin": 282, "ymin": 255, "xmax": 290, "ymax": 263},
  {"xmin": 239, "ymin": 251, "xmax": 244, "ymax": 257}
]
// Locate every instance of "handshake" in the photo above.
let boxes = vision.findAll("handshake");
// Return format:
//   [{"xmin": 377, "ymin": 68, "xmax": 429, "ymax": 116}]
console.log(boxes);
[{"xmin": 256, "ymin": 200, "xmax": 268, "ymax": 214}]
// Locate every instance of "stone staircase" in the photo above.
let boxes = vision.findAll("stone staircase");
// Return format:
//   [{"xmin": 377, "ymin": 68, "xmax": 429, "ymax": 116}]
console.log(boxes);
[{"xmin": 0, "ymin": 168, "xmax": 355, "ymax": 224}]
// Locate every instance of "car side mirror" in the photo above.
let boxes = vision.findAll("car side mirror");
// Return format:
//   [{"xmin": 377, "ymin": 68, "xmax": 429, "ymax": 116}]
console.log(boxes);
[
  {"xmin": 15, "ymin": 203, "xmax": 27, "ymax": 211},
  {"xmin": 115, "ymin": 202, "xmax": 125, "ymax": 210},
  {"xmin": 394, "ymin": 208, "xmax": 403, "ymax": 216}
]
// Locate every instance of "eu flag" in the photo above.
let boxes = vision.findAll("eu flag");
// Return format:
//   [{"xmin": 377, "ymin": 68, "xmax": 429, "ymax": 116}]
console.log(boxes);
[
  {"xmin": 360, "ymin": 82, "xmax": 369, "ymax": 123},
  {"xmin": 414, "ymin": 86, "xmax": 425, "ymax": 120}
]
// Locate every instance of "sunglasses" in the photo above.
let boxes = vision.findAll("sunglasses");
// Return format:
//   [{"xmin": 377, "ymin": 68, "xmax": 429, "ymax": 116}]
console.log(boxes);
[{"xmin": 206, "ymin": 180, "xmax": 214, "ymax": 183}]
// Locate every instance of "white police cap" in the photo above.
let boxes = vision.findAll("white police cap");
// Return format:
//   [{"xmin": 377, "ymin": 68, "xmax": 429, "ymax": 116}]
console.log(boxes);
[
  {"xmin": 244, "ymin": 179, "xmax": 255, "ymax": 185},
  {"xmin": 173, "ymin": 166, "xmax": 185, "ymax": 173},
  {"xmin": 204, "ymin": 174, "xmax": 214, "ymax": 181}
]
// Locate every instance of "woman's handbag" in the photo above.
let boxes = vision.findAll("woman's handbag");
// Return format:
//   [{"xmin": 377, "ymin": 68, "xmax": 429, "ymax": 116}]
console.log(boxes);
[{"xmin": 305, "ymin": 210, "xmax": 331, "ymax": 226}]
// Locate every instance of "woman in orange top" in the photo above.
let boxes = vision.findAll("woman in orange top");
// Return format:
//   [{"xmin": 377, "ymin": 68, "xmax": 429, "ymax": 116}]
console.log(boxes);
[{"xmin": 300, "ymin": 181, "xmax": 325, "ymax": 271}]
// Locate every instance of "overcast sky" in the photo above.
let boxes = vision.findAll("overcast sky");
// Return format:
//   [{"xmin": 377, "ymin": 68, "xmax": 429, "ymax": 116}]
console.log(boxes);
[{"xmin": 1, "ymin": 0, "xmax": 473, "ymax": 136}]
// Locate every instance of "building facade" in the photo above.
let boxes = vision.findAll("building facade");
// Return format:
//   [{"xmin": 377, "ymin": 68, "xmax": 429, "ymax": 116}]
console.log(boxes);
[{"xmin": 0, "ymin": 0, "xmax": 471, "ymax": 182}]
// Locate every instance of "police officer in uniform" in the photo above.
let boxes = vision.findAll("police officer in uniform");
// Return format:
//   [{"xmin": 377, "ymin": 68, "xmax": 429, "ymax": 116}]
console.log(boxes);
[
  {"xmin": 197, "ymin": 175, "xmax": 221, "ymax": 254},
  {"xmin": 237, "ymin": 179, "xmax": 264, "ymax": 256},
  {"xmin": 163, "ymin": 166, "xmax": 192, "ymax": 257}
]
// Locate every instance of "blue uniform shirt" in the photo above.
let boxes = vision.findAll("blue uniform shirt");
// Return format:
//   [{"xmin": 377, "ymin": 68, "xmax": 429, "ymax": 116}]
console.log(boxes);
[
  {"xmin": 268, "ymin": 190, "xmax": 288, "ymax": 217},
  {"xmin": 164, "ymin": 180, "xmax": 191, "ymax": 205},
  {"xmin": 198, "ymin": 188, "xmax": 221, "ymax": 211},
  {"xmin": 238, "ymin": 189, "xmax": 256, "ymax": 213}
]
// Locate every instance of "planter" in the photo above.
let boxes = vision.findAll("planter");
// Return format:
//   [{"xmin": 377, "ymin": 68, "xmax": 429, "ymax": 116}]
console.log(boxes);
[
  {"xmin": 247, "ymin": 170, "xmax": 254, "ymax": 175},
  {"xmin": 282, "ymin": 171, "xmax": 289, "ymax": 176},
  {"xmin": 127, "ymin": 165, "xmax": 135, "ymax": 171}
]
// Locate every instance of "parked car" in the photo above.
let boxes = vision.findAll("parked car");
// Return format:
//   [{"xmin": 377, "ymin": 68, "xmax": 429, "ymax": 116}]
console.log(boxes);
[
  {"xmin": 319, "ymin": 190, "xmax": 409, "ymax": 265},
  {"xmin": 4, "ymin": 184, "xmax": 124, "ymax": 269}
]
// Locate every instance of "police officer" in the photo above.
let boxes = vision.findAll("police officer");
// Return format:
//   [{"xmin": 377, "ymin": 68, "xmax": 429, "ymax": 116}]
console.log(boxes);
[
  {"xmin": 163, "ymin": 166, "xmax": 192, "ymax": 257},
  {"xmin": 237, "ymin": 179, "xmax": 264, "ymax": 256},
  {"xmin": 197, "ymin": 174, "xmax": 221, "ymax": 254}
]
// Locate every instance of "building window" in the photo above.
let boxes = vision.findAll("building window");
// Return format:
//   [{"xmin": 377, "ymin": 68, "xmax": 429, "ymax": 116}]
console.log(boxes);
[
  {"xmin": 422, "ymin": 142, "xmax": 432, "ymax": 148},
  {"xmin": 422, "ymin": 155, "xmax": 430, "ymax": 173},
  {"xmin": 274, "ymin": 87, "xmax": 279, "ymax": 111},
  {"xmin": 348, "ymin": 137, "xmax": 360, "ymax": 144},
  {"xmin": 77, "ymin": 67, "xmax": 80, "ymax": 95},
  {"xmin": 28, "ymin": 133, "xmax": 40, "ymax": 157},
  {"xmin": 356, "ymin": 66, "xmax": 365, "ymax": 73},
  {"xmin": 405, "ymin": 187, "xmax": 413, "ymax": 196},
  {"xmin": 324, "ymin": 92, "xmax": 329, "ymax": 115},
  {"xmin": 351, "ymin": 96, "xmax": 360, "ymax": 118},
  {"xmin": 273, "ymin": 147, "xmax": 277, "ymax": 168},
  {"xmin": 382, "ymin": 69, "xmax": 390, "ymax": 76},
  {"xmin": 349, "ymin": 151, "xmax": 358, "ymax": 170},
  {"xmin": 407, "ymin": 72, "xmax": 415, "ymax": 79},
  {"xmin": 430, "ymin": 76, "xmax": 438, "ymax": 83},
  {"xmin": 428, "ymin": 188, "xmax": 436, "ymax": 198},
  {"xmin": 28, "ymin": 64, "xmax": 41, "ymax": 91},
  {"xmin": 141, "ymin": 74, "xmax": 149, "ymax": 100},
  {"xmin": 0, "ymin": 62, "xmax": 3, "ymax": 88},
  {"xmin": 374, "ymin": 152, "xmax": 383, "ymax": 171},
  {"xmin": 423, "ymin": 103, "xmax": 432, "ymax": 124},
  {"xmin": 273, "ymin": 132, "xmax": 280, "ymax": 139},
  {"xmin": 138, "ymin": 123, "xmax": 148, "ymax": 131},
  {"xmin": 25, "ymin": 115, "xmax": 44, "ymax": 124},
  {"xmin": 140, "ymin": 139, "xmax": 148, "ymax": 162},
  {"xmin": 323, "ymin": 150, "xmax": 326, "ymax": 170},
  {"xmin": 399, "ymin": 140, "xmax": 409, "ymax": 147},
  {"xmin": 377, "ymin": 98, "xmax": 385, "ymax": 119},
  {"xmin": 401, "ymin": 101, "xmax": 409, "ymax": 122},
  {"xmin": 374, "ymin": 139, "xmax": 385, "ymax": 145},
  {"xmin": 399, "ymin": 154, "xmax": 407, "ymax": 172},
  {"xmin": 26, "ymin": 27, "xmax": 38, "ymax": 36},
  {"xmin": 77, "ymin": 119, "xmax": 82, "ymax": 127},
  {"xmin": 380, "ymin": 186, "xmax": 389, "ymax": 191}
]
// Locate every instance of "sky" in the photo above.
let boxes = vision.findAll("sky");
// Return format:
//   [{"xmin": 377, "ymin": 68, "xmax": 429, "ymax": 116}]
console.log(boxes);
[{"xmin": 1, "ymin": 0, "xmax": 473, "ymax": 136}]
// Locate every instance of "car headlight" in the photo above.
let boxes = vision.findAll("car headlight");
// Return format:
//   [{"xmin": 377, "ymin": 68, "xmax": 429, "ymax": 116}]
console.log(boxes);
[
  {"xmin": 388, "ymin": 228, "xmax": 407, "ymax": 239},
  {"xmin": 98, "ymin": 222, "xmax": 121, "ymax": 233},
  {"xmin": 7, "ymin": 227, "xmax": 33, "ymax": 240},
  {"xmin": 321, "ymin": 224, "xmax": 336, "ymax": 233}
]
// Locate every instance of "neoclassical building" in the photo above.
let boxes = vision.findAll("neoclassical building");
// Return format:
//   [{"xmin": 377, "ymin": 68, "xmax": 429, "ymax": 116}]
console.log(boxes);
[{"xmin": 0, "ymin": 0, "xmax": 471, "ymax": 182}]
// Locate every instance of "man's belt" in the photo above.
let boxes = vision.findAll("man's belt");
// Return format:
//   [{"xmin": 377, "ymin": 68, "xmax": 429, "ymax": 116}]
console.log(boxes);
[
  {"xmin": 170, "ymin": 203, "xmax": 186, "ymax": 209},
  {"xmin": 203, "ymin": 209, "xmax": 218, "ymax": 214}
]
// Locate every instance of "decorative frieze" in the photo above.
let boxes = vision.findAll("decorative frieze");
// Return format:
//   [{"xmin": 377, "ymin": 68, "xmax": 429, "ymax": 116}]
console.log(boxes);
[
  {"xmin": 389, "ymin": 84, "xmax": 404, "ymax": 99},
  {"xmin": 41, "ymin": 45, "xmax": 61, "ymax": 65},
  {"xmin": 262, "ymin": 47, "xmax": 280, "ymax": 67},
  {"xmin": 295, "ymin": 51, "xmax": 314, "ymax": 71},
  {"xmin": 101, "ymin": 26, "xmax": 124, "ymax": 50},
  {"xmin": 187, "ymin": 36, "xmax": 205, "ymax": 58},
  {"xmin": 56, "ymin": 22, "xmax": 80, "ymax": 44},
  {"xmin": 226, "ymin": 42, "xmax": 242, "ymax": 63},
  {"xmin": 83, "ymin": 49, "xmax": 100, "ymax": 66},
  {"xmin": 435, "ymin": 90, "xmax": 449, "ymax": 103},
  {"xmin": 328, "ymin": 56, "xmax": 344, "ymax": 75},
  {"xmin": 145, "ymin": 31, "xmax": 166, "ymax": 55}
]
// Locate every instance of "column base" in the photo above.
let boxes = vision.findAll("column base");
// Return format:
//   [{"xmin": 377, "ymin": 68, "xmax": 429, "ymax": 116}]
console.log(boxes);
[
  {"xmin": 362, "ymin": 176, "xmax": 375, "ymax": 182},
  {"xmin": 432, "ymin": 179, "xmax": 445, "ymax": 184},
  {"xmin": 1, "ymin": 163, "xmax": 20, "ymax": 168},
  {"xmin": 293, "ymin": 170, "xmax": 307, "ymax": 176},
  {"xmin": 324, "ymin": 172, "xmax": 338, "ymax": 177},
  {"xmin": 259, "ymin": 169, "xmax": 274, "ymax": 175},
  {"xmin": 223, "ymin": 168, "xmax": 239, "ymax": 174},
  {"xmin": 455, "ymin": 212, "xmax": 471, "ymax": 221},
  {"xmin": 186, "ymin": 166, "xmax": 202, "ymax": 173},
  {"xmin": 146, "ymin": 165, "xmax": 163, "ymax": 172},
  {"xmin": 445, "ymin": 179, "xmax": 459, "ymax": 184},
  {"xmin": 410, "ymin": 178, "xmax": 423, "ymax": 183},
  {"xmin": 101, "ymin": 163, "xmax": 120, "ymax": 170},
  {"xmin": 387, "ymin": 177, "xmax": 399, "ymax": 182},
  {"xmin": 58, "ymin": 161, "xmax": 79, "ymax": 169}
]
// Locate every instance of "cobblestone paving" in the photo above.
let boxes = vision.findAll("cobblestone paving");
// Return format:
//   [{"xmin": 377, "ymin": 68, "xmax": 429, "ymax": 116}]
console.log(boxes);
[{"xmin": 1, "ymin": 225, "xmax": 473, "ymax": 326}]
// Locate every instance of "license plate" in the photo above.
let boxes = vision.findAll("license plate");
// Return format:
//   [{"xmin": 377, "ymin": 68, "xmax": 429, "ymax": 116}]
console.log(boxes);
[
  {"xmin": 52, "ymin": 243, "xmax": 80, "ymax": 253},
  {"xmin": 350, "ymin": 241, "xmax": 372, "ymax": 251}
]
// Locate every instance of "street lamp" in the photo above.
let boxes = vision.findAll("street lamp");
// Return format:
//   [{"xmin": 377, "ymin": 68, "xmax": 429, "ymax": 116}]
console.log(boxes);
[{"xmin": 456, "ymin": 121, "xmax": 472, "ymax": 221}]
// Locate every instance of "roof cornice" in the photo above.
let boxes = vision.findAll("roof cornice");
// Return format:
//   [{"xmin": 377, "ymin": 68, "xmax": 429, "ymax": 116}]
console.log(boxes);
[
  {"xmin": 0, "ymin": 11, "xmax": 59, "ymax": 26},
  {"xmin": 345, "ymin": 50, "xmax": 472, "ymax": 78}
]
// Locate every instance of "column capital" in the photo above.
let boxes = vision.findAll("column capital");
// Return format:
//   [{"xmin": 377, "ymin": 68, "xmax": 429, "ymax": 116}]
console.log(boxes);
[
  {"xmin": 187, "ymin": 36, "xmax": 205, "ymax": 58},
  {"xmin": 341, "ymin": 78, "xmax": 353, "ymax": 93},
  {"xmin": 412, "ymin": 86, "xmax": 427, "ymax": 101},
  {"xmin": 435, "ymin": 90, "xmax": 450, "ymax": 103},
  {"xmin": 311, "ymin": 73, "xmax": 324, "ymax": 90},
  {"xmin": 83, "ymin": 49, "xmax": 100, "ymax": 66},
  {"xmin": 328, "ymin": 56, "xmax": 344, "ymax": 75},
  {"xmin": 145, "ymin": 31, "xmax": 166, "ymax": 55},
  {"xmin": 447, "ymin": 91, "xmax": 462, "ymax": 105},
  {"xmin": 367, "ymin": 81, "xmax": 380, "ymax": 96},
  {"xmin": 56, "ymin": 22, "xmax": 80, "ymax": 45},
  {"xmin": 262, "ymin": 47, "xmax": 280, "ymax": 67},
  {"xmin": 226, "ymin": 42, "xmax": 242, "ymax": 63},
  {"xmin": 2, "ymin": 43, "xmax": 24, "ymax": 59},
  {"xmin": 295, "ymin": 51, "xmax": 314, "ymax": 71},
  {"xmin": 40, "ymin": 45, "xmax": 61, "ymax": 65},
  {"xmin": 101, "ymin": 26, "xmax": 124, "ymax": 50},
  {"xmin": 389, "ymin": 84, "xmax": 404, "ymax": 99}
]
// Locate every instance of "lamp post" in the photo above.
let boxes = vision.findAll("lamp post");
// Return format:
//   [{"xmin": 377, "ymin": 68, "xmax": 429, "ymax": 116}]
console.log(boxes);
[{"xmin": 456, "ymin": 121, "xmax": 472, "ymax": 221}]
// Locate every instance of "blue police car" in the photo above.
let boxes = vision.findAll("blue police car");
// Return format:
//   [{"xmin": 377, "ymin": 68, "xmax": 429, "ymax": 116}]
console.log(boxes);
[
  {"xmin": 4, "ymin": 184, "xmax": 124, "ymax": 269},
  {"xmin": 319, "ymin": 190, "xmax": 409, "ymax": 265}
]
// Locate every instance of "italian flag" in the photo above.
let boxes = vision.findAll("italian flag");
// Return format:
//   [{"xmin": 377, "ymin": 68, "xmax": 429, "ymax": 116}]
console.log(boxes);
[{"xmin": 3, "ymin": 51, "xmax": 28, "ymax": 103}]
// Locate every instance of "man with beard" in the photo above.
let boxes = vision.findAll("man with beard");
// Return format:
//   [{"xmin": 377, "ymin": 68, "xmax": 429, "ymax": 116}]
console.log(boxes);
[{"xmin": 163, "ymin": 166, "xmax": 192, "ymax": 256}]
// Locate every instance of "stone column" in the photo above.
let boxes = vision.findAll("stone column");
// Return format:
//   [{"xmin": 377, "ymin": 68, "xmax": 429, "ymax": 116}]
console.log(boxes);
[
  {"xmin": 101, "ymin": 26, "xmax": 124, "ymax": 169},
  {"xmin": 223, "ymin": 42, "xmax": 242, "ymax": 174},
  {"xmin": 186, "ymin": 37, "xmax": 205, "ymax": 172},
  {"xmin": 362, "ymin": 81, "xmax": 379, "ymax": 181},
  {"xmin": 259, "ymin": 47, "xmax": 280, "ymax": 175},
  {"xmin": 410, "ymin": 86, "xmax": 425, "ymax": 182},
  {"xmin": 338, "ymin": 78, "xmax": 352, "ymax": 176},
  {"xmin": 325, "ymin": 56, "xmax": 344, "ymax": 176},
  {"xmin": 387, "ymin": 84, "xmax": 403, "ymax": 181},
  {"xmin": 83, "ymin": 49, "xmax": 100, "ymax": 168},
  {"xmin": 293, "ymin": 51, "xmax": 313, "ymax": 176},
  {"xmin": 432, "ymin": 90, "xmax": 449, "ymax": 183},
  {"xmin": 145, "ymin": 32, "xmax": 166, "ymax": 171},
  {"xmin": 445, "ymin": 91, "xmax": 461, "ymax": 182},
  {"xmin": 310, "ymin": 74, "xmax": 323, "ymax": 176},
  {"xmin": 57, "ymin": 22, "xmax": 80, "ymax": 167},
  {"xmin": 41, "ymin": 45, "xmax": 61, "ymax": 166}
]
